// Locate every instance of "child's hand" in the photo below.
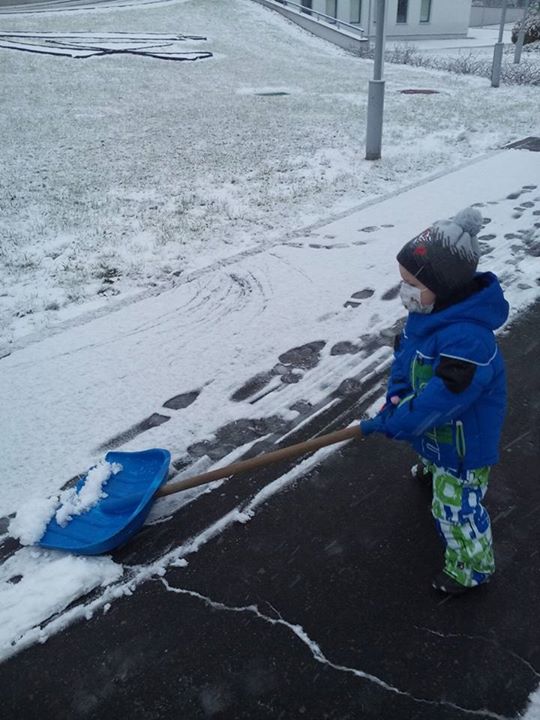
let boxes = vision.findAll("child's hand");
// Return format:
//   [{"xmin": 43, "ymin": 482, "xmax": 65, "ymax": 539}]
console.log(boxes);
[
  {"xmin": 361, "ymin": 397, "xmax": 400, "ymax": 436},
  {"xmin": 360, "ymin": 415, "xmax": 386, "ymax": 436}
]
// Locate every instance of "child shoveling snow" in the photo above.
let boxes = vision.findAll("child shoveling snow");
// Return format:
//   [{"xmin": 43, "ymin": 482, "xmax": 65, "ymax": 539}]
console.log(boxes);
[
  {"xmin": 360, "ymin": 207, "xmax": 509, "ymax": 596},
  {"xmin": 9, "ymin": 460, "xmax": 122, "ymax": 545}
]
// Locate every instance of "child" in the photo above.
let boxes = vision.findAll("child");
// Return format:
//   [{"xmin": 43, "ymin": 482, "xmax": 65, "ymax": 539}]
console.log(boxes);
[{"xmin": 360, "ymin": 207, "xmax": 509, "ymax": 596}]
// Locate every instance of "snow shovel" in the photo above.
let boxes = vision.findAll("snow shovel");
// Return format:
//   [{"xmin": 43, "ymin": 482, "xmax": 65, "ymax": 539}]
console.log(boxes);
[{"xmin": 38, "ymin": 425, "xmax": 362, "ymax": 555}]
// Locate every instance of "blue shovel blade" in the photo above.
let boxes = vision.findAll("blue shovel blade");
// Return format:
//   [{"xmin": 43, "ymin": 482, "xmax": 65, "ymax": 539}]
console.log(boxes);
[{"xmin": 38, "ymin": 448, "xmax": 171, "ymax": 555}]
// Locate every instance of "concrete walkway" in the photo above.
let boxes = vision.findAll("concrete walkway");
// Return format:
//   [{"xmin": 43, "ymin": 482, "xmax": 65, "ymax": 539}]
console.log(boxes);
[{"xmin": 386, "ymin": 22, "xmax": 515, "ymax": 53}]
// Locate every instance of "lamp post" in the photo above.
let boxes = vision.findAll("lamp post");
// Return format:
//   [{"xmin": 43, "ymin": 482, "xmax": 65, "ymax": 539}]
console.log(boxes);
[
  {"xmin": 366, "ymin": 0, "xmax": 373, "ymax": 49},
  {"xmin": 514, "ymin": 0, "xmax": 531, "ymax": 64},
  {"xmin": 365, "ymin": 0, "xmax": 387, "ymax": 160},
  {"xmin": 491, "ymin": 0, "xmax": 508, "ymax": 87}
]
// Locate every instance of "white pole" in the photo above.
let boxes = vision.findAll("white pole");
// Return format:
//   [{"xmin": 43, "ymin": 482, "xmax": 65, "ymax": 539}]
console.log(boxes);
[
  {"xmin": 514, "ymin": 0, "xmax": 531, "ymax": 64},
  {"xmin": 491, "ymin": 0, "xmax": 508, "ymax": 88},
  {"xmin": 365, "ymin": 0, "xmax": 387, "ymax": 160}
]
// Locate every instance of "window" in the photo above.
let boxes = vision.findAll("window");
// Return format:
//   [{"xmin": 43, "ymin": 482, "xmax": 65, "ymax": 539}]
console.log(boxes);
[
  {"xmin": 350, "ymin": 0, "xmax": 362, "ymax": 24},
  {"xmin": 396, "ymin": 0, "xmax": 408, "ymax": 23},
  {"xmin": 326, "ymin": 0, "xmax": 337, "ymax": 19},
  {"xmin": 301, "ymin": 0, "xmax": 312, "ymax": 15},
  {"xmin": 420, "ymin": 0, "xmax": 431, "ymax": 22}
]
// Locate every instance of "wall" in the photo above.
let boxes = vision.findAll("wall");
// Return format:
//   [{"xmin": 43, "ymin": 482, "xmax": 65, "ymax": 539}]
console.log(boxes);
[
  {"xmin": 252, "ymin": 0, "xmax": 369, "ymax": 53},
  {"xmin": 253, "ymin": 1, "xmax": 480, "ymax": 43},
  {"xmin": 470, "ymin": 6, "xmax": 524, "ymax": 26},
  {"xmin": 303, "ymin": 0, "xmax": 475, "ymax": 39},
  {"xmin": 376, "ymin": 0, "xmax": 473, "ymax": 39},
  {"xmin": 275, "ymin": 0, "xmax": 361, "ymax": 26}
]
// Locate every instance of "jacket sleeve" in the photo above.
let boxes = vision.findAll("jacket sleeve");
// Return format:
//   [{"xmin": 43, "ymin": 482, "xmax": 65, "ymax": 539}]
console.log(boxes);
[
  {"xmin": 386, "ymin": 332, "xmax": 412, "ymax": 401},
  {"xmin": 383, "ymin": 335, "xmax": 496, "ymax": 440}
]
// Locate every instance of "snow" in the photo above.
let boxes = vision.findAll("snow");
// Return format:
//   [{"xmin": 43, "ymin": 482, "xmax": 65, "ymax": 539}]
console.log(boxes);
[
  {"xmin": 7, "ymin": 495, "xmax": 59, "ymax": 545},
  {"xmin": 0, "ymin": 0, "xmax": 539, "ymax": 704},
  {"xmin": 8, "ymin": 459, "xmax": 122, "ymax": 544},
  {"xmin": 523, "ymin": 687, "xmax": 540, "ymax": 719},
  {"xmin": 0, "ymin": 549, "xmax": 122, "ymax": 657},
  {"xmin": 54, "ymin": 459, "xmax": 121, "ymax": 526}
]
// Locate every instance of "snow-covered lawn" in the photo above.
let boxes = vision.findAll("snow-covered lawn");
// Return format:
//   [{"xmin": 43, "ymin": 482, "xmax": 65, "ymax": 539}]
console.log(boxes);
[{"xmin": 1, "ymin": 0, "xmax": 539, "ymax": 351}]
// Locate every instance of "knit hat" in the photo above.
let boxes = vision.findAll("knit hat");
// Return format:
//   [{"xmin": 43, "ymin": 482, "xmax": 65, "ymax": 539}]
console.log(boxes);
[{"xmin": 396, "ymin": 207, "xmax": 483, "ymax": 299}]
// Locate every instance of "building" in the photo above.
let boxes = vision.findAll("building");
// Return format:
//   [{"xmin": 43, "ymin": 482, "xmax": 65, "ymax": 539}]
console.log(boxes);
[{"xmin": 297, "ymin": 0, "xmax": 474, "ymax": 39}]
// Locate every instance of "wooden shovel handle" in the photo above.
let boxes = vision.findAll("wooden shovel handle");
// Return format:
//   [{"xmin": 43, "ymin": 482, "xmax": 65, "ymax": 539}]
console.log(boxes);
[{"xmin": 155, "ymin": 425, "xmax": 362, "ymax": 498}]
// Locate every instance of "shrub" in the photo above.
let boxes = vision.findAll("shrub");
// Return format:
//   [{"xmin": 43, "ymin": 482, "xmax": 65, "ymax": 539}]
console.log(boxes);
[
  {"xmin": 361, "ymin": 43, "xmax": 540, "ymax": 86},
  {"xmin": 512, "ymin": 3, "xmax": 540, "ymax": 45}
]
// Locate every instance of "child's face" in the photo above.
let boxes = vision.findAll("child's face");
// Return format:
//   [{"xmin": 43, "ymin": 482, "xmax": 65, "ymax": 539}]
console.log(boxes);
[{"xmin": 398, "ymin": 264, "xmax": 436, "ymax": 307}]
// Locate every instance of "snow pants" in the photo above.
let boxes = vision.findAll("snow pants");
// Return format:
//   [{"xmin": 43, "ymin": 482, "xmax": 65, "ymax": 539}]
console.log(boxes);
[{"xmin": 423, "ymin": 459, "xmax": 495, "ymax": 587}]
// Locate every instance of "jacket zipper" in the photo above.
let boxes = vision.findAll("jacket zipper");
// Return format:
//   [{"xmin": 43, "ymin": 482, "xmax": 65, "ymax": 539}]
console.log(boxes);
[{"xmin": 456, "ymin": 420, "xmax": 466, "ymax": 460}]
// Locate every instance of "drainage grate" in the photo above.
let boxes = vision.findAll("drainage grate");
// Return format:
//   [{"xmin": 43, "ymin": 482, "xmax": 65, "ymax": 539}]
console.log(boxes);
[{"xmin": 400, "ymin": 89, "xmax": 439, "ymax": 94}]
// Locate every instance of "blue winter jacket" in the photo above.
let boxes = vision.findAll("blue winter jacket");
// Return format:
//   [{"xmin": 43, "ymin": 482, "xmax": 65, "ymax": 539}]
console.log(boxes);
[{"xmin": 381, "ymin": 272, "xmax": 509, "ymax": 471}]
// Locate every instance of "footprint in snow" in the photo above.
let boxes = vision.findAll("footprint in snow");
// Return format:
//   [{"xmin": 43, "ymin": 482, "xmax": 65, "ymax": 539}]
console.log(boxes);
[
  {"xmin": 187, "ymin": 416, "xmax": 289, "ymax": 461},
  {"xmin": 95, "ymin": 389, "xmax": 201, "ymax": 452},
  {"xmin": 163, "ymin": 390, "xmax": 200, "ymax": 410},
  {"xmin": 381, "ymin": 284, "xmax": 401, "ymax": 301},
  {"xmin": 97, "ymin": 413, "xmax": 171, "ymax": 452},
  {"xmin": 230, "ymin": 341, "xmax": 327, "ymax": 403},
  {"xmin": 343, "ymin": 288, "xmax": 374, "ymax": 308},
  {"xmin": 330, "ymin": 341, "xmax": 362, "ymax": 356},
  {"xmin": 309, "ymin": 243, "xmax": 348, "ymax": 250}
]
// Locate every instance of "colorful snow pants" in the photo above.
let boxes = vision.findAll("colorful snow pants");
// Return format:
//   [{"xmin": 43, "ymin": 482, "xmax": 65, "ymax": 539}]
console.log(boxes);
[{"xmin": 422, "ymin": 459, "xmax": 495, "ymax": 587}]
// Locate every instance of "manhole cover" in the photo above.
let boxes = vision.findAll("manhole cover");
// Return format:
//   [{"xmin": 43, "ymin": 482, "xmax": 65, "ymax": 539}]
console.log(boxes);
[
  {"xmin": 400, "ymin": 88, "xmax": 439, "ymax": 94},
  {"xmin": 255, "ymin": 91, "xmax": 290, "ymax": 96}
]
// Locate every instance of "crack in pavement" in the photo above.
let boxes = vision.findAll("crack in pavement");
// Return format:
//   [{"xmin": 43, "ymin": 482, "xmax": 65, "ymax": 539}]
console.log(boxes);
[
  {"xmin": 161, "ymin": 579, "xmax": 511, "ymax": 720},
  {"xmin": 416, "ymin": 626, "xmax": 540, "ymax": 680}
]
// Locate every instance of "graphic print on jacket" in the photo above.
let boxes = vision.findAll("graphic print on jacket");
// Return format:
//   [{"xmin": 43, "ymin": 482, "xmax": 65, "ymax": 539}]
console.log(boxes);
[{"xmin": 384, "ymin": 272, "xmax": 509, "ymax": 471}]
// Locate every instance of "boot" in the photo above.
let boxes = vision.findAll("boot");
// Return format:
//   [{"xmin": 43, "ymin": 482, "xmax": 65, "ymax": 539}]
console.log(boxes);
[
  {"xmin": 432, "ymin": 571, "xmax": 481, "ymax": 596},
  {"xmin": 411, "ymin": 462, "xmax": 433, "ymax": 484}
]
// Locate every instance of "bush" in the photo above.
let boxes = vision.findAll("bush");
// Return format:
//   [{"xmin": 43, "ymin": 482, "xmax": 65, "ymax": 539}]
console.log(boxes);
[
  {"xmin": 361, "ymin": 43, "xmax": 540, "ymax": 86},
  {"xmin": 512, "ymin": 3, "xmax": 540, "ymax": 45}
]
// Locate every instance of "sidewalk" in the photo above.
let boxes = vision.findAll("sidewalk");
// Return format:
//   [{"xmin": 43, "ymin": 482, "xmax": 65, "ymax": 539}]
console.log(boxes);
[{"xmin": 386, "ymin": 22, "xmax": 514, "ymax": 53}]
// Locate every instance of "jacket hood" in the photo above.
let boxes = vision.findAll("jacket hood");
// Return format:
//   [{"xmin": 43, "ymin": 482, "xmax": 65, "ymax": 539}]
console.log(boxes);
[{"xmin": 405, "ymin": 272, "xmax": 509, "ymax": 338}]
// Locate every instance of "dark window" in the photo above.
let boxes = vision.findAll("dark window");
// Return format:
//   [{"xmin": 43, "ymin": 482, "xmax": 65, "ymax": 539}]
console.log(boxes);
[
  {"xmin": 420, "ymin": 0, "xmax": 431, "ymax": 22},
  {"xmin": 396, "ymin": 0, "xmax": 408, "ymax": 23},
  {"xmin": 301, "ymin": 0, "xmax": 312, "ymax": 15},
  {"xmin": 350, "ymin": 0, "xmax": 362, "ymax": 24}
]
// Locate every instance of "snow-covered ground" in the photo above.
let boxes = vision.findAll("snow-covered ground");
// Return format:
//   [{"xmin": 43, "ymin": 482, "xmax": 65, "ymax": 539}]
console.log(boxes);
[
  {"xmin": 1, "ymin": 0, "xmax": 539, "ymax": 351},
  {"xmin": 1, "ymin": 1, "xmax": 540, "ymax": 713}
]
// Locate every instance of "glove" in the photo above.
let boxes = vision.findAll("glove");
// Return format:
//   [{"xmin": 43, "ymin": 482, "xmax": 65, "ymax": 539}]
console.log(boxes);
[{"xmin": 359, "ymin": 414, "xmax": 387, "ymax": 436}]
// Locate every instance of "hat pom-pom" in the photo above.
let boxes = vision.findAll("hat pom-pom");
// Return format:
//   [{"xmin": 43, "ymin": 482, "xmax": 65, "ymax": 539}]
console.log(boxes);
[{"xmin": 453, "ymin": 207, "xmax": 483, "ymax": 237}]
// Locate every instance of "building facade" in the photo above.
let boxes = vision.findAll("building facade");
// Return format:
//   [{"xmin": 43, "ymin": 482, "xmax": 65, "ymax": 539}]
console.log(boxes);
[{"xmin": 300, "ymin": 0, "xmax": 473, "ymax": 39}]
